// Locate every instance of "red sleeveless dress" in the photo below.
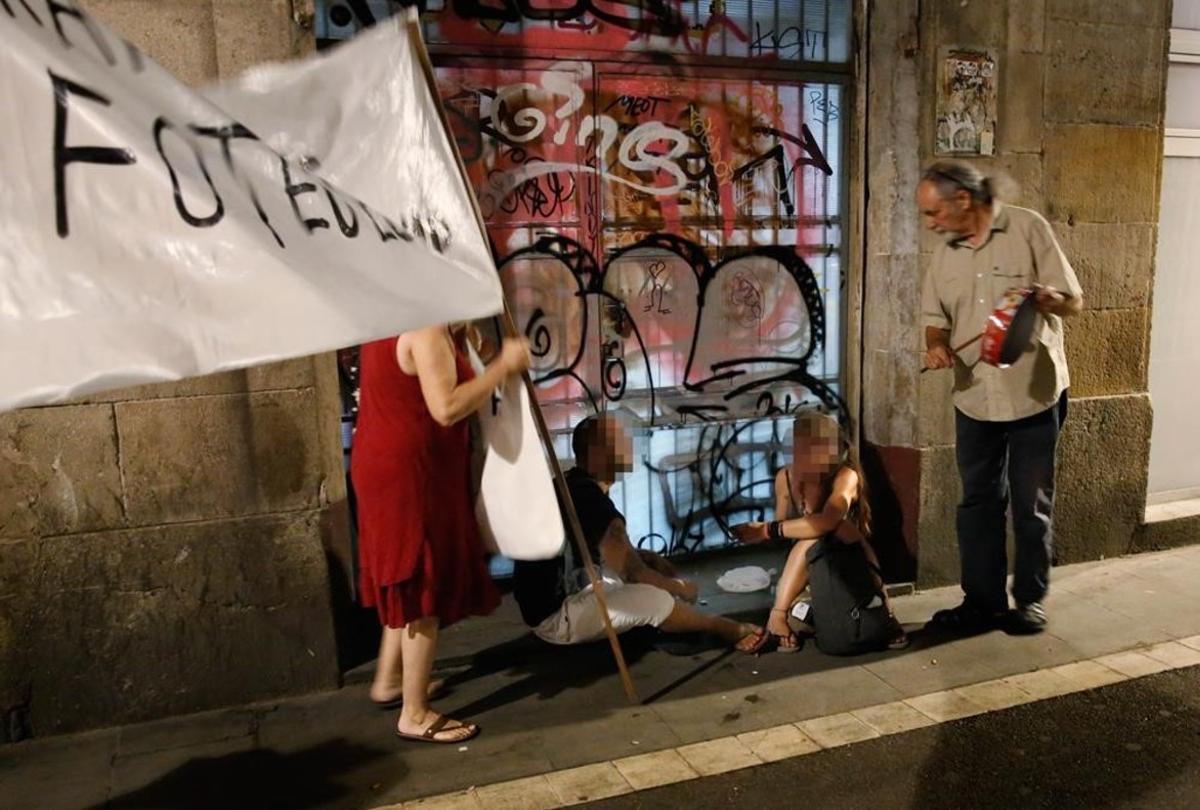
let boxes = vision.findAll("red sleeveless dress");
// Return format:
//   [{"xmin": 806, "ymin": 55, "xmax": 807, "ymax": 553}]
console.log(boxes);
[{"xmin": 350, "ymin": 337, "xmax": 500, "ymax": 629}]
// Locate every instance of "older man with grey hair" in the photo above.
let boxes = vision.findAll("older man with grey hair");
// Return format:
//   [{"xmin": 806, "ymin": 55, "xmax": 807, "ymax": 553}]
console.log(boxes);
[{"xmin": 917, "ymin": 159, "xmax": 1083, "ymax": 635}]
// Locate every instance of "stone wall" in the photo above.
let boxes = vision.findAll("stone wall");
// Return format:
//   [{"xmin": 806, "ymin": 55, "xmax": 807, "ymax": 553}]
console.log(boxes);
[
  {"xmin": 862, "ymin": 0, "xmax": 1171, "ymax": 588},
  {"xmin": 0, "ymin": 0, "xmax": 345, "ymax": 742}
]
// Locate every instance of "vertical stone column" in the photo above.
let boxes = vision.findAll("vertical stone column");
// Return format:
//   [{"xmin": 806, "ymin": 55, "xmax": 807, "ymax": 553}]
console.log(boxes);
[{"xmin": 859, "ymin": 0, "xmax": 924, "ymax": 581}]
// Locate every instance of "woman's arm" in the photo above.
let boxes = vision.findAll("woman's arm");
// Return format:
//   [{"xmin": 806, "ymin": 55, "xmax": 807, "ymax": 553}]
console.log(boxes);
[
  {"xmin": 733, "ymin": 467, "xmax": 859, "ymax": 544},
  {"xmin": 406, "ymin": 326, "xmax": 530, "ymax": 427}
]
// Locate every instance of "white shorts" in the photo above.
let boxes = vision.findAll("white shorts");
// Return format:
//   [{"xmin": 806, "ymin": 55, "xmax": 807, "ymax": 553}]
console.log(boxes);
[{"xmin": 534, "ymin": 578, "xmax": 677, "ymax": 645}]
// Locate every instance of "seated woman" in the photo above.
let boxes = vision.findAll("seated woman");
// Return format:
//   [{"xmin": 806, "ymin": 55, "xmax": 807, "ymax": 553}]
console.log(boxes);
[{"xmin": 734, "ymin": 411, "xmax": 906, "ymax": 653}]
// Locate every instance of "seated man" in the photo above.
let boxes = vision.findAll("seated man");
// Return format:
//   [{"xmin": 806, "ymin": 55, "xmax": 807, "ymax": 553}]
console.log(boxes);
[{"xmin": 513, "ymin": 414, "xmax": 767, "ymax": 653}]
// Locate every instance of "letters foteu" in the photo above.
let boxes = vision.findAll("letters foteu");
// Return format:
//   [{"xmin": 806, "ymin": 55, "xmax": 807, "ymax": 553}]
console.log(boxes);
[{"xmin": 13, "ymin": 0, "xmax": 452, "ymax": 252}]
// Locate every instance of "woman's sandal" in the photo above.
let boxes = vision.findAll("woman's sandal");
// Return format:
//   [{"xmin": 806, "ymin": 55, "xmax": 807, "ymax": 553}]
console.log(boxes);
[
  {"xmin": 395, "ymin": 714, "xmax": 480, "ymax": 745},
  {"xmin": 768, "ymin": 608, "xmax": 802, "ymax": 654},
  {"xmin": 886, "ymin": 616, "xmax": 910, "ymax": 651}
]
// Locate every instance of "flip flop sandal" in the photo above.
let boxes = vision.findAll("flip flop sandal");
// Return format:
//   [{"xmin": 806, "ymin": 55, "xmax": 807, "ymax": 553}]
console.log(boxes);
[
  {"xmin": 395, "ymin": 715, "xmax": 480, "ymax": 745},
  {"xmin": 768, "ymin": 609, "xmax": 801, "ymax": 654},
  {"xmin": 736, "ymin": 628, "xmax": 770, "ymax": 655},
  {"xmin": 886, "ymin": 617, "xmax": 910, "ymax": 650}
]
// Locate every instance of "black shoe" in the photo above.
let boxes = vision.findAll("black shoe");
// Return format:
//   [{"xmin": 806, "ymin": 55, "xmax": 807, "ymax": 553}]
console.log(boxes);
[
  {"xmin": 1008, "ymin": 602, "xmax": 1048, "ymax": 635},
  {"xmin": 925, "ymin": 602, "xmax": 1006, "ymax": 634}
]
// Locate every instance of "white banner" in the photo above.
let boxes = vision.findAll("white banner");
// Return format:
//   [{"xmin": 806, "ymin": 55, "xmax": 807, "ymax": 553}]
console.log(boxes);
[
  {"xmin": 469, "ymin": 351, "xmax": 565, "ymax": 561},
  {"xmin": 0, "ymin": 4, "xmax": 502, "ymax": 412}
]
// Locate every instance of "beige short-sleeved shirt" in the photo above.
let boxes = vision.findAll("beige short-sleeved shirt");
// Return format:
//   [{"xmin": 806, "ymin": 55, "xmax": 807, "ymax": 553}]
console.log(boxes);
[{"xmin": 921, "ymin": 203, "xmax": 1083, "ymax": 422}]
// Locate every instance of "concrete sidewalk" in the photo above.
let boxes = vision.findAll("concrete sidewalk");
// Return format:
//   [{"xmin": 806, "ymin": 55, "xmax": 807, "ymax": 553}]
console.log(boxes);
[{"xmin": 3, "ymin": 545, "xmax": 1200, "ymax": 810}]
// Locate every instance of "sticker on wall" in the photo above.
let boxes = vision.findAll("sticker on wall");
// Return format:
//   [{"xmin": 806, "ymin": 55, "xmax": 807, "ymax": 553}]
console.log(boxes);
[{"xmin": 935, "ymin": 48, "xmax": 999, "ymax": 156}]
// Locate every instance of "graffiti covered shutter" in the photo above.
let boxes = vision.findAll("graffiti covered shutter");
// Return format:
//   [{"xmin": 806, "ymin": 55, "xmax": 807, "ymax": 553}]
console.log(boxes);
[{"xmin": 320, "ymin": 0, "xmax": 853, "ymax": 557}]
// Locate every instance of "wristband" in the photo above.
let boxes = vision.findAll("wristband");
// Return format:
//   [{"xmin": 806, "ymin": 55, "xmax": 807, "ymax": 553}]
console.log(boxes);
[{"xmin": 768, "ymin": 521, "xmax": 785, "ymax": 542}]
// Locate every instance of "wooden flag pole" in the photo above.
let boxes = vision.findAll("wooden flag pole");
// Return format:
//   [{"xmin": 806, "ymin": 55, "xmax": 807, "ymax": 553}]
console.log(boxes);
[{"xmin": 405, "ymin": 12, "xmax": 640, "ymax": 704}]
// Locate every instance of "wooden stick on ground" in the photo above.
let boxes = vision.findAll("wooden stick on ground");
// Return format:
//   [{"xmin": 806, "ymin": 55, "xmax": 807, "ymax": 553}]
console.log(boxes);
[{"xmin": 405, "ymin": 13, "xmax": 640, "ymax": 704}]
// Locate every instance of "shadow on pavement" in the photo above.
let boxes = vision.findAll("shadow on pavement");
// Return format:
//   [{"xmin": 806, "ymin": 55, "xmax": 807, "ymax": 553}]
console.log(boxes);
[{"xmin": 96, "ymin": 739, "xmax": 391, "ymax": 810}]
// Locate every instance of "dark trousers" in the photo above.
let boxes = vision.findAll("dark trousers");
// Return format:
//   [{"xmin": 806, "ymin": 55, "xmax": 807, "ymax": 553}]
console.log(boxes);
[{"xmin": 955, "ymin": 394, "xmax": 1067, "ymax": 612}]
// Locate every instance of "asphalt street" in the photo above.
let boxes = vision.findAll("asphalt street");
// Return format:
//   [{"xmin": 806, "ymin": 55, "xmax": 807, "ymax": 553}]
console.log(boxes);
[{"xmin": 584, "ymin": 665, "xmax": 1200, "ymax": 810}]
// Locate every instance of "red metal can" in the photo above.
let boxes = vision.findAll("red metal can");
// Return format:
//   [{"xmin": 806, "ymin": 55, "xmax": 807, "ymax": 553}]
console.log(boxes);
[{"xmin": 979, "ymin": 287, "xmax": 1039, "ymax": 368}]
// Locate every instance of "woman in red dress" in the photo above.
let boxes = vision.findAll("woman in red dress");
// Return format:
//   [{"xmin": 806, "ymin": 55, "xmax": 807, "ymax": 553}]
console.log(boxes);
[{"xmin": 351, "ymin": 323, "xmax": 529, "ymax": 743}]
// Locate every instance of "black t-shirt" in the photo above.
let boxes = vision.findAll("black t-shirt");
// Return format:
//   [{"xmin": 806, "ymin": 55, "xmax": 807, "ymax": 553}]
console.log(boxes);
[
  {"xmin": 512, "ymin": 467, "xmax": 623, "ymax": 627},
  {"xmin": 563, "ymin": 466, "xmax": 623, "ymax": 564}
]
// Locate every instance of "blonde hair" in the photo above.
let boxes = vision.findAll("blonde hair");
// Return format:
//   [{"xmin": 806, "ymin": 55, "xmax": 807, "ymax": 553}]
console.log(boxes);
[{"xmin": 791, "ymin": 411, "xmax": 872, "ymax": 537}]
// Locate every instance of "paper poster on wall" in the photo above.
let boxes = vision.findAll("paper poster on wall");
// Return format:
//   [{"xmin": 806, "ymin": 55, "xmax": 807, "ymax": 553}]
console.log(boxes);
[{"xmin": 935, "ymin": 48, "xmax": 999, "ymax": 156}]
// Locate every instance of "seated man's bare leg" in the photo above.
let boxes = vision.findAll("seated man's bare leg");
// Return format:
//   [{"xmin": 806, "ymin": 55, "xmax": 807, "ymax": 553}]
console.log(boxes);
[{"xmin": 659, "ymin": 602, "xmax": 765, "ymax": 652}]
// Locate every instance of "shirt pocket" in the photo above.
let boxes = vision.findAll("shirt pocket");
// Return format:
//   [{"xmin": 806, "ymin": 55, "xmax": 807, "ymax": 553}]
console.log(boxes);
[{"xmin": 987, "ymin": 267, "xmax": 1033, "ymax": 305}]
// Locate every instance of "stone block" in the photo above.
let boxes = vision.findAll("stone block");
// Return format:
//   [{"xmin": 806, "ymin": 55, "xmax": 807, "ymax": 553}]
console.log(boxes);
[
  {"xmin": 931, "ymin": 0, "xmax": 1008, "ymax": 48},
  {"xmin": 867, "ymin": 1, "xmax": 921, "ymax": 260},
  {"xmin": 1136, "ymin": 514, "xmax": 1200, "ymax": 553},
  {"xmin": 82, "ymin": 357, "xmax": 317, "ymax": 404},
  {"xmin": 1051, "ymin": 223, "xmax": 1155, "ymax": 310},
  {"xmin": 864, "ymin": 254, "xmax": 920, "ymax": 352},
  {"xmin": 27, "ymin": 512, "xmax": 339, "ymax": 735},
  {"xmin": 863, "ymin": 349, "xmax": 919, "ymax": 448},
  {"xmin": 1045, "ymin": 21, "xmax": 1166, "ymax": 126},
  {"xmin": 1047, "ymin": 0, "xmax": 1169, "ymax": 28},
  {"xmin": 116, "ymin": 390, "xmax": 325, "ymax": 526},
  {"xmin": 82, "ymin": 0, "xmax": 220, "ymax": 86},
  {"xmin": 1008, "ymin": 0, "xmax": 1046, "ymax": 53},
  {"xmin": 917, "ymin": 445, "xmax": 961, "ymax": 588},
  {"xmin": 918, "ymin": 358, "xmax": 956, "ymax": 447},
  {"xmin": 1064, "ymin": 308, "xmax": 1149, "ymax": 397},
  {"xmin": 975, "ymin": 154, "xmax": 1045, "ymax": 211},
  {"xmin": 0, "ymin": 405, "xmax": 125, "ymax": 539},
  {"xmin": 0, "ymin": 539, "xmax": 37, "ymax": 741},
  {"xmin": 211, "ymin": 0, "xmax": 313, "ymax": 79},
  {"xmin": 1044, "ymin": 125, "xmax": 1161, "ymax": 224},
  {"xmin": 998, "ymin": 53, "xmax": 1044, "ymax": 153},
  {"xmin": 1055, "ymin": 393, "xmax": 1151, "ymax": 562}
]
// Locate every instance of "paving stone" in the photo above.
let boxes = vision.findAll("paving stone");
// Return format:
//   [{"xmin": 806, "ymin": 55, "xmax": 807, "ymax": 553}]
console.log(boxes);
[
  {"xmin": 544, "ymin": 762, "xmax": 632, "ymax": 806},
  {"xmin": 612, "ymin": 749, "xmax": 699, "ymax": 790},
  {"xmin": 1142, "ymin": 642, "xmax": 1200, "ymax": 669},
  {"xmin": 852, "ymin": 701, "xmax": 938, "ymax": 735},
  {"xmin": 676, "ymin": 736, "xmax": 762, "ymax": 776},
  {"xmin": 905, "ymin": 690, "xmax": 985, "ymax": 722},
  {"xmin": 473, "ymin": 774, "xmax": 561, "ymax": 810},
  {"xmin": 1051, "ymin": 660, "xmax": 1128, "ymax": 689},
  {"xmin": 797, "ymin": 713, "xmax": 880, "ymax": 748},
  {"xmin": 1094, "ymin": 651, "xmax": 1173, "ymax": 679},
  {"xmin": 1002, "ymin": 669, "xmax": 1081, "ymax": 700},
  {"xmin": 736, "ymin": 724, "xmax": 822, "ymax": 762},
  {"xmin": 954, "ymin": 679, "xmax": 1037, "ymax": 712}
]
